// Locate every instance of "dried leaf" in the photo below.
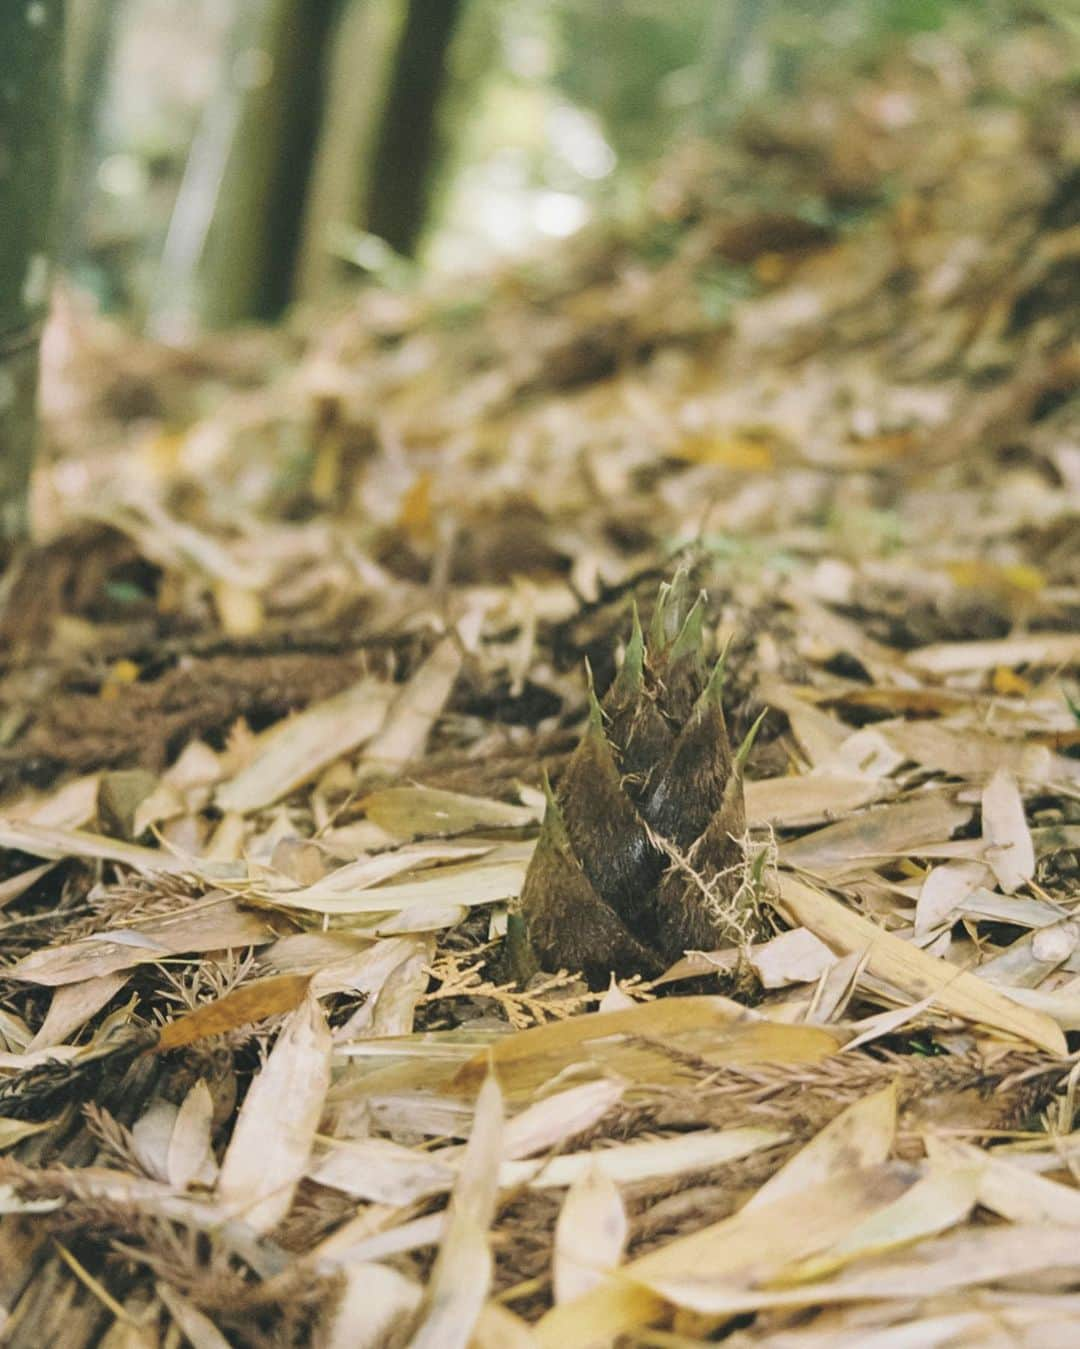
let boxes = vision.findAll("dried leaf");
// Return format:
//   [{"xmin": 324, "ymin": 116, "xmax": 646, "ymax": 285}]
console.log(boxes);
[
  {"xmin": 157, "ymin": 973, "xmax": 313, "ymax": 1050},
  {"xmin": 217, "ymin": 993, "xmax": 332, "ymax": 1232},
  {"xmin": 361, "ymin": 786, "xmax": 538, "ymax": 839},
  {"xmin": 775, "ymin": 873, "xmax": 1066, "ymax": 1053},
  {"xmin": 10, "ymin": 896, "xmax": 274, "ymax": 987},
  {"xmin": 408, "ymin": 1073, "xmax": 502, "ymax": 1349},
  {"xmin": 981, "ymin": 768, "xmax": 1035, "ymax": 893},
  {"xmin": 452, "ymin": 995, "xmax": 843, "ymax": 1101},
  {"xmin": 316, "ymin": 1263, "xmax": 422, "ymax": 1349},
  {"xmin": 215, "ymin": 676, "xmax": 395, "ymax": 813},
  {"xmin": 553, "ymin": 1164, "xmax": 627, "ymax": 1303},
  {"xmin": 364, "ymin": 635, "xmax": 463, "ymax": 771}
]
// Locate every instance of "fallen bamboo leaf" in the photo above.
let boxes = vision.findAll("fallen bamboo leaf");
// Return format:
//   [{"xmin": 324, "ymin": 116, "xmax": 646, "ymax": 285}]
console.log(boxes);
[
  {"xmin": 750, "ymin": 927, "xmax": 836, "ymax": 988},
  {"xmin": 746, "ymin": 1081, "xmax": 898, "ymax": 1210},
  {"xmin": 311, "ymin": 1137, "xmax": 456, "ymax": 1206},
  {"xmin": 251, "ymin": 840, "xmax": 497, "ymax": 905},
  {"xmin": 27, "ymin": 973, "xmax": 130, "ymax": 1050},
  {"xmin": 217, "ymin": 993, "xmax": 332, "ymax": 1232},
  {"xmin": 316, "ymin": 1262, "xmax": 422, "ymax": 1349},
  {"xmin": 470, "ymin": 1303, "xmax": 538, "ymax": 1349},
  {"xmin": 907, "ymin": 634, "xmax": 1080, "ymax": 676},
  {"xmin": 775, "ymin": 872, "xmax": 1066, "ymax": 1053},
  {"xmin": 245, "ymin": 845, "xmax": 532, "ymax": 916},
  {"xmin": 537, "ymin": 1163, "xmax": 907, "ymax": 1344},
  {"xmin": 981, "ymin": 768, "xmax": 1035, "ymax": 893},
  {"xmin": 361, "ymin": 785, "xmax": 538, "ymax": 839},
  {"xmin": 927, "ymin": 1137, "xmax": 1080, "ymax": 1226},
  {"xmin": 167, "ymin": 1079, "xmax": 216, "ymax": 1189},
  {"xmin": 9, "ymin": 896, "xmax": 275, "ymax": 987},
  {"xmin": 779, "ymin": 795, "xmax": 972, "ymax": 876},
  {"xmin": 502, "ymin": 1079, "xmax": 625, "ymax": 1159},
  {"xmin": 502, "ymin": 1126, "xmax": 787, "ymax": 1189},
  {"xmin": 647, "ymin": 1223, "xmax": 1080, "ymax": 1316},
  {"xmin": 913, "ymin": 861, "xmax": 992, "ymax": 935},
  {"xmin": 364, "ymin": 635, "xmax": 463, "ymax": 772},
  {"xmin": 452, "ymin": 995, "xmax": 843, "ymax": 1101},
  {"xmin": 774, "ymin": 1158, "xmax": 979, "ymax": 1283},
  {"xmin": 215, "ymin": 676, "xmax": 395, "ymax": 814},
  {"xmin": 157, "ymin": 1282, "xmax": 231, "ymax": 1349},
  {"xmin": 157, "ymin": 973, "xmax": 313, "ymax": 1050},
  {"xmin": 0, "ymin": 1117, "xmax": 55, "ymax": 1151},
  {"xmin": 745, "ymin": 774, "xmax": 896, "ymax": 828},
  {"xmin": 408, "ymin": 1073, "xmax": 502, "ymax": 1349},
  {"xmin": 0, "ymin": 818, "xmax": 194, "ymax": 873},
  {"xmin": 883, "ymin": 720, "xmax": 1074, "ymax": 784},
  {"xmin": 553, "ymin": 1164, "xmax": 627, "ymax": 1304}
]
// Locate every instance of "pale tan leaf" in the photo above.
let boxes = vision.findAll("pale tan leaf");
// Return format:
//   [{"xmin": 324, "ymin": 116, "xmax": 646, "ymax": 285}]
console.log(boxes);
[
  {"xmin": 408, "ymin": 1074, "xmax": 503, "ymax": 1349},
  {"xmin": 745, "ymin": 774, "xmax": 895, "ymax": 829},
  {"xmin": 316, "ymin": 1262, "xmax": 421, "ymax": 1349},
  {"xmin": 27, "ymin": 973, "xmax": 129, "ymax": 1050},
  {"xmin": 0, "ymin": 1117, "xmax": 54, "ymax": 1151},
  {"xmin": 596, "ymin": 978, "xmax": 637, "ymax": 1012},
  {"xmin": 553, "ymin": 1163, "xmax": 627, "ymax": 1304},
  {"xmin": 998, "ymin": 979, "xmax": 1080, "ymax": 1030},
  {"xmin": 0, "ymin": 818, "xmax": 193, "ymax": 873},
  {"xmin": 975, "ymin": 1151, "xmax": 1080, "ymax": 1226},
  {"xmin": 132, "ymin": 1100, "xmax": 178, "ymax": 1181},
  {"xmin": 534, "ymin": 1165, "xmax": 911, "ymax": 1348},
  {"xmin": 8, "ymin": 896, "xmax": 274, "ymax": 987},
  {"xmin": 247, "ymin": 845, "xmax": 531, "ymax": 916},
  {"xmin": 167, "ymin": 1080, "xmax": 216, "ymax": 1190},
  {"xmin": 780, "ymin": 795, "xmax": 972, "ymax": 876},
  {"xmin": 9, "ymin": 773, "xmax": 101, "ymax": 828},
  {"xmin": 775, "ymin": 873, "xmax": 1066, "ymax": 1053},
  {"xmin": 311, "ymin": 1138, "xmax": 455, "ymax": 1206},
  {"xmin": 907, "ymin": 634, "xmax": 1080, "ymax": 675},
  {"xmin": 217, "ymin": 993, "xmax": 332, "ymax": 1232},
  {"xmin": 452, "ymin": 995, "xmax": 843, "ymax": 1103},
  {"xmin": 215, "ymin": 677, "xmax": 395, "ymax": 814},
  {"xmin": 747, "ymin": 1082, "xmax": 897, "ymax": 1211},
  {"xmin": 648, "ymin": 1223, "xmax": 1080, "ymax": 1316},
  {"xmin": 364, "ymin": 636, "xmax": 462, "ymax": 772},
  {"xmin": 502, "ymin": 1080, "xmax": 625, "ymax": 1160},
  {"xmin": 750, "ymin": 928, "xmax": 836, "ymax": 988},
  {"xmin": 776, "ymin": 1157, "xmax": 979, "ymax": 1282},
  {"xmin": 884, "ymin": 720, "xmax": 1070, "ymax": 784},
  {"xmin": 503, "ymin": 1127, "xmax": 787, "ymax": 1190},
  {"xmin": 982, "ymin": 768, "xmax": 1035, "ymax": 893},
  {"xmin": 470, "ymin": 1303, "xmax": 538, "ymax": 1349},
  {"xmin": 914, "ymin": 861, "xmax": 994, "ymax": 935},
  {"xmin": 0, "ymin": 861, "xmax": 57, "ymax": 910}
]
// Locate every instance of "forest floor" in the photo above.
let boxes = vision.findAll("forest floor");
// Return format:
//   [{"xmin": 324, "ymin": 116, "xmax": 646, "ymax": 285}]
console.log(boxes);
[{"xmin": 0, "ymin": 21, "xmax": 1079, "ymax": 1349}]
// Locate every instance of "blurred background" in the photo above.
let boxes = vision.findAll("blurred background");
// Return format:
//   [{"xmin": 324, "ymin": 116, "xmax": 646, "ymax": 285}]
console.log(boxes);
[{"xmin": 61, "ymin": 0, "xmax": 1077, "ymax": 337}]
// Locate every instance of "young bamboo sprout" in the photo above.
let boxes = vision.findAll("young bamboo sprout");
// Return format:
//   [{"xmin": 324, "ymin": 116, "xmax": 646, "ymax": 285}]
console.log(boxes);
[{"xmin": 512, "ymin": 575, "xmax": 768, "ymax": 984}]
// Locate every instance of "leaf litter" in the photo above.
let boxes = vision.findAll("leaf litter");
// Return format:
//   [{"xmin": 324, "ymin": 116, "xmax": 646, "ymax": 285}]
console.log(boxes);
[{"xmin": 0, "ymin": 19, "xmax": 1079, "ymax": 1348}]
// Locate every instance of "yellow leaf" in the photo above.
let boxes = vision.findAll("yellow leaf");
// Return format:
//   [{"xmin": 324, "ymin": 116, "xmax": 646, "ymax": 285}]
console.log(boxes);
[
  {"xmin": 157, "ymin": 974, "xmax": 313, "ymax": 1051},
  {"xmin": 992, "ymin": 665, "xmax": 1031, "ymax": 696},
  {"xmin": 452, "ymin": 995, "xmax": 842, "ymax": 1102},
  {"xmin": 671, "ymin": 433, "xmax": 774, "ymax": 470},
  {"xmin": 399, "ymin": 471, "xmax": 435, "ymax": 546},
  {"xmin": 99, "ymin": 658, "xmax": 141, "ymax": 701}
]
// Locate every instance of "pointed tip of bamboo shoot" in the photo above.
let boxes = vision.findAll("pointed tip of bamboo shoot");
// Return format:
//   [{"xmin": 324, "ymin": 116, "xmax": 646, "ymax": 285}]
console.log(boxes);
[{"xmin": 734, "ymin": 708, "xmax": 768, "ymax": 772}]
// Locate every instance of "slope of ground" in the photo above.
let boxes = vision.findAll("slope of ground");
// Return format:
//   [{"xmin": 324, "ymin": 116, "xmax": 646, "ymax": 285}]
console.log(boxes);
[{"xmin": 0, "ymin": 20, "xmax": 1078, "ymax": 1348}]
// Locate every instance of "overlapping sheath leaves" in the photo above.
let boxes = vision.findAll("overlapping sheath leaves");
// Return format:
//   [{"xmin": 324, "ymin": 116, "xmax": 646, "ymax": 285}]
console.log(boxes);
[{"xmin": 513, "ymin": 574, "xmax": 764, "ymax": 984}]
